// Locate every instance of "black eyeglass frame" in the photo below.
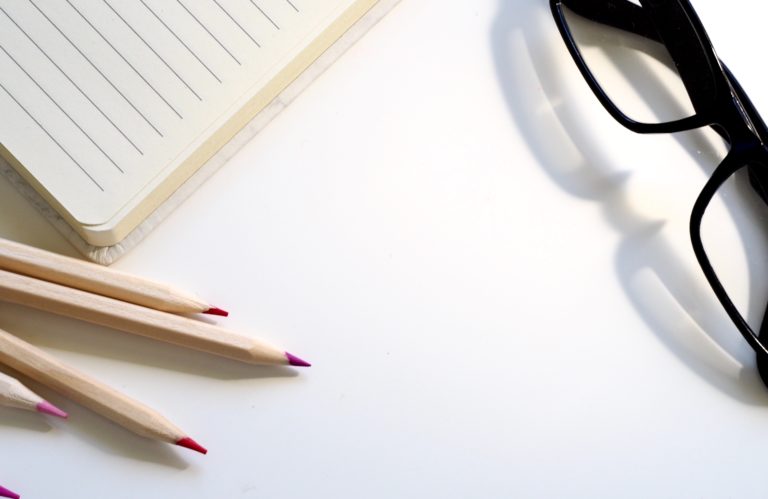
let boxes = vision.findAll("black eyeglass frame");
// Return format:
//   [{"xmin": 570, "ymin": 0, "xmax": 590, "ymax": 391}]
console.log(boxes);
[{"xmin": 550, "ymin": 0, "xmax": 768, "ymax": 384}]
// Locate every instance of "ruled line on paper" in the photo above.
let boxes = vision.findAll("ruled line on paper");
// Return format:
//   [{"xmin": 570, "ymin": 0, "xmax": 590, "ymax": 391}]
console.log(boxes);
[
  {"xmin": 0, "ymin": 42, "xmax": 124, "ymax": 173},
  {"xmin": 29, "ymin": 0, "xmax": 164, "ymax": 137},
  {"xmin": 250, "ymin": 1, "xmax": 280, "ymax": 30},
  {"xmin": 176, "ymin": 0, "xmax": 241, "ymax": 66},
  {"xmin": 4, "ymin": 2, "xmax": 144, "ymax": 155},
  {"xmin": 285, "ymin": 0, "xmax": 299, "ymax": 13},
  {"xmin": 103, "ymin": 0, "xmax": 203, "ymax": 102},
  {"xmin": 0, "ymin": 82, "xmax": 104, "ymax": 191},
  {"xmin": 0, "ymin": 0, "xmax": 349, "ymax": 212},
  {"xmin": 213, "ymin": 0, "xmax": 261, "ymax": 48},
  {"xmin": 138, "ymin": 0, "xmax": 223, "ymax": 84},
  {"xmin": 65, "ymin": 0, "xmax": 184, "ymax": 120}
]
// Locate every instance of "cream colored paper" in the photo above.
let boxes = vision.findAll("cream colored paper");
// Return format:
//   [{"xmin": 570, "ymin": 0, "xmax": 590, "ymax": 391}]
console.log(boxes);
[{"xmin": 0, "ymin": 0, "xmax": 378, "ymax": 246}]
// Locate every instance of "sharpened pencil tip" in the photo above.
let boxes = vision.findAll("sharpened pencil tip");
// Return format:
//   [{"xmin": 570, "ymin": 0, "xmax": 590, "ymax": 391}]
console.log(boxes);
[
  {"xmin": 285, "ymin": 352, "xmax": 311, "ymax": 367},
  {"xmin": 203, "ymin": 306, "xmax": 229, "ymax": 317},
  {"xmin": 36, "ymin": 401, "xmax": 68, "ymax": 419},
  {"xmin": 0, "ymin": 485, "xmax": 20, "ymax": 499},
  {"xmin": 176, "ymin": 437, "xmax": 208, "ymax": 455}
]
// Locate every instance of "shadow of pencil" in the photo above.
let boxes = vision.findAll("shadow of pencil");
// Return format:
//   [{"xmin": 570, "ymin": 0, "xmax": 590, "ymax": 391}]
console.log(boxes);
[
  {"xmin": 57, "ymin": 402, "xmax": 191, "ymax": 470},
  {"xmin": 490, "ymin": 0, "xmax": 768, "ymax": 404},
  {"xmin": 0, "ymin": 406, "xmax": 53, "ymax": 433}
]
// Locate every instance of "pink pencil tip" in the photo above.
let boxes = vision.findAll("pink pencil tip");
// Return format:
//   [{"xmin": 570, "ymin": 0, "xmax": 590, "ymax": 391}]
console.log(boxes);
[
  {"xmin": 285, "ymin": 352, "xmax": 311, "ymax": 367},
  {"xmin": 176, "ymin": 437, "xmax": 208, "ymax": 455},
  {"xmin": 36, "ymin": 401, "xmax": 68, "ymax": 419},
  {"xmin": 203, "ymin": 306, "xmax": 229, "ymax": 317},
  {"xmin": 0, "ymin": 485, "xmax": 20, "ymax": 499}
]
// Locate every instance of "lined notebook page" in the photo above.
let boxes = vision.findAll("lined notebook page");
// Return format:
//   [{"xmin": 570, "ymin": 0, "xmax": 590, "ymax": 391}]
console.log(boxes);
[{"xmin": 0, "ymin": 0, "xmax": 370, "ymax": 239}]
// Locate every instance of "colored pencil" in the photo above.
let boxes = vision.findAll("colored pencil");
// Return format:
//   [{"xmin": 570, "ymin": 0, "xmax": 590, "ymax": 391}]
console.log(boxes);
[
  {"xmin": 0, "ymin": 370, "xmax": 67, "ymax": 418},
  {"xmin": 0, "ymin": 326, "xmax": 206, "ymax": 454},
  {"xmin": 0, "ymin": 237, "xmax": 227, "ymax": 316},
  {"xmin": 0, "ymin": 484, "xmax": 19, "ymax": 499},
  {"xmin": 0, "ymin": 269, "xmax": 310, "ymax": 367}
]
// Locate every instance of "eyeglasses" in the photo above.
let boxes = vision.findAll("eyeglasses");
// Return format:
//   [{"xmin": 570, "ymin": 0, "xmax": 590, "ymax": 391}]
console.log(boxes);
[{"xmin": 550, "ymin": 0, "xmax": 768, "ymax": 387}]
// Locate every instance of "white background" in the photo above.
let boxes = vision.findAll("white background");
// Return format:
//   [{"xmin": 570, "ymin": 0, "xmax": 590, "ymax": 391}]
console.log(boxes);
[{"xmin": 3, "ymin": 0, "xmax": 768, "ymax": 497}]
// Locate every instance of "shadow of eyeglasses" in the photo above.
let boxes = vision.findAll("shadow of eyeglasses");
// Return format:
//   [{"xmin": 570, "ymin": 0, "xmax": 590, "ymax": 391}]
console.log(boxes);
[{"xmin": 490, "ymin": 0, "xmax": 768, "ymax": 404}]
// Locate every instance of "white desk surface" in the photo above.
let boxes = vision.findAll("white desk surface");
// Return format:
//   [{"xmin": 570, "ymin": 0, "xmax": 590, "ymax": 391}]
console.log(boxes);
[{"xmin": 3, "ymin": 1, "xmax": 768, "ymax": 497}]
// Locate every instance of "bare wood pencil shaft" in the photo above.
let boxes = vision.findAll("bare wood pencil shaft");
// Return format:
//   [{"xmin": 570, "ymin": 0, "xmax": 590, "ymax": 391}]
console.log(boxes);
[
  {"xmin": 0, "ymin": 270, "xmax": 287, "ymax": 365},
  {"xmin": 0, "ymin": 369, "xmax": 45, "ymax": 411},
  {"xmin": 0, "ymin": 237, "xmax": 210, "ymax": 313},
  {"xmin": 0, "ymin": 327, "xmax": 184, "ymax": 442}
]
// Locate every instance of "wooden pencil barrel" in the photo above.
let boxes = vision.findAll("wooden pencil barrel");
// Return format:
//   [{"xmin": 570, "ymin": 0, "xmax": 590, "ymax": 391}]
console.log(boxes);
[
  {"xmin": 0, "ymin": 326, "xmax": 184, "ymax": 442},
  {"xmin": 0, "ymin": 270, "xmax": 287, "ymax": 365},
  {"xmin": 0, "ymin": 237, "xmax": 208, "ymax": 313}
]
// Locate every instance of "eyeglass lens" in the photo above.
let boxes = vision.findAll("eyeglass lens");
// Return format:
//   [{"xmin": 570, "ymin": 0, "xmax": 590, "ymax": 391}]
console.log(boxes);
[
  {"xmin": 561, "ymin": 4, "xmax": 696, "ymax": 124},
  {"xmin": 700, "ymin": 162, "xmax": 768, "ymax": 340}
]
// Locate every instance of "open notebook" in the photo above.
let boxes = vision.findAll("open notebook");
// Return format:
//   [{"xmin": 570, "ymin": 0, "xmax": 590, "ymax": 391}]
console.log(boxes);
[{"xmin": 0, "ymin": 0, "xmax": 396, "ymax": 263}]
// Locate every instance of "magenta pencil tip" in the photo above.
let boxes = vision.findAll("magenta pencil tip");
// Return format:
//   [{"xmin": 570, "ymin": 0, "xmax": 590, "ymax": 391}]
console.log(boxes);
[
  {"xmin": 203, "ymin": 306, "xmax": 229, "ymax": 317},
  {"xmin": 285, "ymin": 352, "xmax": 311, "ymax": 367},
  {"xmin": 36, "ymin": 401, "xmax": 68, "ymax": 419},
  {"xmin": 0, "ymin": 485, "xmax": 20, "ymax": 499},
  {"xmin": 176, "ymin": 437, "xmax": 208, "ymax": 455}
]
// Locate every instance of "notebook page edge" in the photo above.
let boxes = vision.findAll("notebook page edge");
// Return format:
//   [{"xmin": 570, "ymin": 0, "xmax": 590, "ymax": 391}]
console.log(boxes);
[{"xmin": 0, "ymin": 0, "xmax": 401, "ymax": 264}]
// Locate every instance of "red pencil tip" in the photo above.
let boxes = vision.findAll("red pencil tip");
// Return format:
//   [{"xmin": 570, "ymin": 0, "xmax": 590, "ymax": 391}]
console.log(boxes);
[
  {"xmin": 285, "ymin": 352, "xmax": 311, "ymax": 367},
  {"xmin": 0, "ymin": 485, "xmax": 20, "ymax": 499},
  {"xmin": 176, "ymin": 437, "xmax": 208, "ymax": 455},
  {"xmin": 203, "ymin": 306, "xmax": 229, "ymax": 317}
]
